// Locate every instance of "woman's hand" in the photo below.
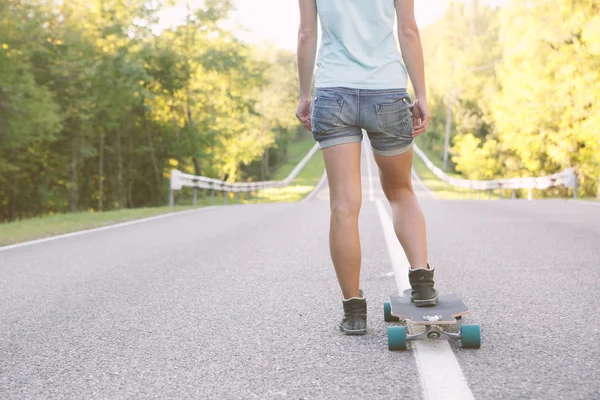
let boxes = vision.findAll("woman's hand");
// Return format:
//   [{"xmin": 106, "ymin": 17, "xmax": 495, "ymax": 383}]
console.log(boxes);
[
  {"xmin": 411, "ymin": 97, "xmax": 430, "ymax": 137},
  {"xmin": 296, "ymin": 97, "xmax": 312, "ymax": 131}
]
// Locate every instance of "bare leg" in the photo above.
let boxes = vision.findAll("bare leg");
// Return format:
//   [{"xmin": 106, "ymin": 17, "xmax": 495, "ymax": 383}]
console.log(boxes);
[
  {"xmin": 322, "ymin": 142, "xmax": 363, "ymax": 299},
  {"xmin": 373, "ymin": 148, "xmax": 428, "ymax": 270}
]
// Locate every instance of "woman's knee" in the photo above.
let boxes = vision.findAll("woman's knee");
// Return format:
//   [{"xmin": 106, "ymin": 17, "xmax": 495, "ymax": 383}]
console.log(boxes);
[
  {"xmin": 330, "ymin": 199, "xmax": 362, "ymax": 219},
  {"xmin": 385, "ymin": 186, "xmax": 414, "ymax": 203}
]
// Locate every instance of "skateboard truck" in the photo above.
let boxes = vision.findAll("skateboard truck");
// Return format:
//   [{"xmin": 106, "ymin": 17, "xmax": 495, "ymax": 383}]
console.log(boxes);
[
  {"xmin": 387, "ymin": 318, "xmax": 480, "ymax": 351},
  {"xmin": 407, "ymin": 325, "xmax": 461, "ymax": 342}
]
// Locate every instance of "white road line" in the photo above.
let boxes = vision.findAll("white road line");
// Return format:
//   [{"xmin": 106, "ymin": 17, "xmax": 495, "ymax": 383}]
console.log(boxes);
[
  {"xmin": 0, "ymin": 207, "xmax": 217, "ymax": 252},
  {"xmin": 367, "ymin": 151, "xmax": 474, "ymax": 400},
  {"xmin": 412, "ymin": 168, "xmax": 439, "ymax": 200},
  {"xmin": 376, "ymin": 201, "xmax": 475, "ymax": 400},
  {"xmin": 363, "ymin": 137, "xmax": 376, "ymax": 202},
  {"xmin": 375, "ymin": 200, "xmax": 409, "ymax": 291},
  {"xmin": 414, "ymin": 341, "xmax": 475, "ymax": 400},
  {"xmin": 300, "ymin": 170, "xmax": 328, "ymax": 204}
]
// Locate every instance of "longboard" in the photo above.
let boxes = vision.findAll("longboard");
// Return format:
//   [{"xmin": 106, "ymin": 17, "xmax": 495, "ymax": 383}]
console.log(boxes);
[{"xmin": 384, "ymin": 289, "xmax": 481, "ymax": 350}]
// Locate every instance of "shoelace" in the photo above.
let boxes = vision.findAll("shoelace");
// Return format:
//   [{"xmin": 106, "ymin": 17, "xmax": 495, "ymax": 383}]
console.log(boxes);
[{"xmin": 345, "ymin": 301, "xmax": 366, "ymax": 317}]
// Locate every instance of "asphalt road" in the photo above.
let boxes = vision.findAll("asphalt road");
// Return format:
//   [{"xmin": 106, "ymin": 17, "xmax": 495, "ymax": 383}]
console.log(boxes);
[{"xmin": 1, "ymin": 143, "xmax": 599, "ymax": 399}]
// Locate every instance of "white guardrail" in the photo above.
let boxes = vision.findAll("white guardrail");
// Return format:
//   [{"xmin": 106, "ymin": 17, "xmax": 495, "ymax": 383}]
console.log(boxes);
[
  {"xmin": 169, "ymin": 143, "xmax": 320, "ymax": 206},
  {"xmin": 413, "ymin": 144, "xmax": 578, "ymax": 199},
  {"xmin": 169, "ymin": 141, "xmax": 577, "ymax": 205}
]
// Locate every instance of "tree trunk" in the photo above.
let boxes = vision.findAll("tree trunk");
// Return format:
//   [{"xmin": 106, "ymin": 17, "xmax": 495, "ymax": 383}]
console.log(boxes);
[
  {"xmin": 261, "ymin": 150, "xmax": 270, "ymax": 182},
  {"xmin": 127, "ymin": 131, "xmax": 134, "ymax": 208},
  {"xmin": 116, "ymin": 127, "xmax": 124, "ymax": 209},
  {"xmin": 8, "ymin": 174, "xmax": 17, "ymax": 222},
  {"xmin": 145, "ymin": 118, "xmax": 161, "ymax": 202},
  {"xmin": 260, "ymin": 152, "xmax": 266, "ymax": 181},
  {"xmin": 128, "ymin": 181, "xmax": 134, "ymax": 208},
  {"xmin": 98, "ymin": 132, "xmax": 104, "ymax": 212},
  {"xmin": 265, "ymin": 149, "xmax": 270, "ymax": 179},
  {"xmin": 193, "ymin": 157, "xmax": 202, "ymax": 176},
  {"xmin": 186, "ymin": 96, "xmax": 201, "ymax": 176},
  {"xmin": 71, "ymin": 135, "xmax": 79, "ymax": 213}
]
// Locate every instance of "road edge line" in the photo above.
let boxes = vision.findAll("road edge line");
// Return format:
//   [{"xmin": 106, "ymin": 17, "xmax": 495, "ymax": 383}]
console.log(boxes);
[
  {"xmin": 300, "ymin": 170, "xmax": 328, "ymax": 204},
  {"xmin": 0, "ymin": 207, "xmax": 218, "ymax": 252},
  {"xmin": 412, "ymin": 168, "xmax": 439, "ymax": 200}
]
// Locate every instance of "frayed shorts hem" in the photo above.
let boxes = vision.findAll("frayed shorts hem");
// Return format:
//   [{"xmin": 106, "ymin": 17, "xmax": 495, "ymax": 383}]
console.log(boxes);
[
  {"xmin": 371, "ymin": 142, "xmax": 413, "ymax": 157},
  {"xmin": 316, "ymin": 133, "xmax": 413, "ymax": 157},
  {"xmin": 318, "ymin": 135, "xmax": 363, "ymax": 150}
]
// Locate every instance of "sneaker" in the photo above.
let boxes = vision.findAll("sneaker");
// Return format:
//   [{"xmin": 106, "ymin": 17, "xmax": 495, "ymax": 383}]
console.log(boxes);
[
  {"xmin": 339, "ymin": 289, "xmax": 367, "ymax": 335},
  {"xmin": 409, "ymin": 264, "xmax": 439, "ymax": 307}
]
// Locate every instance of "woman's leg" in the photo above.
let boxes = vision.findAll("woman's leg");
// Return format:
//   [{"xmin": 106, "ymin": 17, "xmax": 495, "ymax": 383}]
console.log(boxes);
[
  {"xmin": 322, "ymin": 142, "xmax": 363, "ymax": 299},
  {"xmin": 372, "ymin": 149, "xmax": 428, "ymax": 270}
]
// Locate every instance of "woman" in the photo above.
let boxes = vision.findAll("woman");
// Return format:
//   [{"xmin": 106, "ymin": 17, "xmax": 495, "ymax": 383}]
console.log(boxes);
[{"xmin": 296, "ymin": 0, "xmax": 438, "ymax": 335}]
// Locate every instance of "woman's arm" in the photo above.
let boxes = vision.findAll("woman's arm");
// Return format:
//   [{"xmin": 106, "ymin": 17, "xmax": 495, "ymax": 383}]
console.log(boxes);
[
  {"xmin": 395, "ymin": 0, "xmax": 430, "ymax": 136},
  {"xmin": 296, "ymin": 0, "xmax": 318, "ymax": 131}
]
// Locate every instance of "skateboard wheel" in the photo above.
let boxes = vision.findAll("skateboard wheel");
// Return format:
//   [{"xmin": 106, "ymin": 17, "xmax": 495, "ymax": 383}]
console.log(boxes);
[
  {"xmin": 460, "ymin": 324, "xmax": 481, "ymax": 349},
  {"xmin": 383, "ymin": 301, "xmax": 400, "ymax": 322},
  {"xmin": 387, "ymin": 326, "xmax": 407, "ymax": 351}
]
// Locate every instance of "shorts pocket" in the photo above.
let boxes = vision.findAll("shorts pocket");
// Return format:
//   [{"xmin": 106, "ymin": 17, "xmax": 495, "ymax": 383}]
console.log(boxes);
[
  {"xmin": 312, "ymin": 96, "xmax": 344, "ymax": 134},
  {"xmin": 375, "ymin": 99, "xmax": 413, "ymax": 138}
]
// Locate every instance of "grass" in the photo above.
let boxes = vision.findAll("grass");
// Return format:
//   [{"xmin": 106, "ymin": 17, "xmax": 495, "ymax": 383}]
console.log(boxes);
[
  {"xmin": 413, "ymin": 152, "xmax": 475, "ymax": 200},
  {"xmin": 0, "ymin": 205, "xmax": 199, "ymax": 247},
  {"xmin": 273, "ymin": 139, "xmax": 319, "ymax": 180},
  {"xmin": 244, "ymin": 139, "xmax": 325, "ymax": 204},
  {"xmin": 0, "ymin": 138, "xmax": 325, "ymax": 247},
  {"xmin": 412, "ymin": 150, "xmax": 507, "ymax": 200}
]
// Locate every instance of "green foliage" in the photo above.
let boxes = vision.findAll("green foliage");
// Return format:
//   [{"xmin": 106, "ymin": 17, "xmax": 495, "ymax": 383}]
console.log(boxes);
[
  {"xmin": 451, "ymin": 134, "xmax": 499, "ymax": 180},
  {"xmin": 0, "ymin": 0, "xmax": 302, "ymax": 221},
  {"xmin": 420, "ymin": 0, "xmax": 502, "ymax": 168},
  {"xmin": 419, "ymin": 0, "xmax": 599, "ymax": 197},
  {"xmin": 493, "ymin": 0, "xmax": 600, "ymax": 195}
]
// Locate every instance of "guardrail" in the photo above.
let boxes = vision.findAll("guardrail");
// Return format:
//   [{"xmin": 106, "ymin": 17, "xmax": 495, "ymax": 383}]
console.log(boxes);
[
  {"xmin": 169, "ymin": 143, "xmax": 320, "ymax": 206},
  {"xmin": 413, "ymin": 145, "xmax": 578, "ymax": 199}
]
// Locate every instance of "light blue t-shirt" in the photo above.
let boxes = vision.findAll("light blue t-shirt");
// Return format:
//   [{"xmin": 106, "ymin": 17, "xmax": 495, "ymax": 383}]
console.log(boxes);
[{"xmin": 315, "ymin": 0, "xmax": 409, "ymax": 89}]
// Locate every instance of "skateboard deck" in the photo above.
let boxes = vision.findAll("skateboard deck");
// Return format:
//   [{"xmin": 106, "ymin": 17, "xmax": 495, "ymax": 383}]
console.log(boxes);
[
  {"xmin": 384, "ymin": 290, "xmax": 481, "ymax": 350},
  {"xmin": 388, "ymin": 289, "xmax": 470, "ymax": 325}
]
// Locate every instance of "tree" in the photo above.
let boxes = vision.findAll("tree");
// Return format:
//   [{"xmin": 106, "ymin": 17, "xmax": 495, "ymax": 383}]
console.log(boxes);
[
  {"xmin": 419, "ymin": 0, "xmax": 502, "ymax": 171},
  {"xmin": 0, "ymin": 0, "xmax": 305, "ymax": 221},
  {"xmin": 493, "ymin": 0, "xmax": 600, "ymax": 195}
]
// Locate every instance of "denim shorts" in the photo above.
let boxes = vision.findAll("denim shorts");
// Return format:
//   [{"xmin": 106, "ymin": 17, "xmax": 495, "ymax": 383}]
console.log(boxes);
[{"xmin": 310, "ymin": 87, "xmax": 414, "ymax": 156}]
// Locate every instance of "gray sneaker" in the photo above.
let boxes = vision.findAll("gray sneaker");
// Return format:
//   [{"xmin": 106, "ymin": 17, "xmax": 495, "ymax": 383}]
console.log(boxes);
[
  {"xmin": 409, "ymin": 264, "xmax": 439, "ymax": 307},
  {"xmin": 340, "ymin": 290, "xmax": 367, "ymax": 335}
]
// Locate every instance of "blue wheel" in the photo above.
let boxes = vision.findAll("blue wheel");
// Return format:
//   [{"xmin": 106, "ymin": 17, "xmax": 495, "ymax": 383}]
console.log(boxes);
[
  {"xmin": 461, "ymin": 324, "xmax": 481, "ymax": 349},
  {"xmin": 388, "ymin": 326, "xmax": 407, "ymax": 351},
  {"xmin": 383, "ymin": 301, "xmax": 400, "ymax": 322}
]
